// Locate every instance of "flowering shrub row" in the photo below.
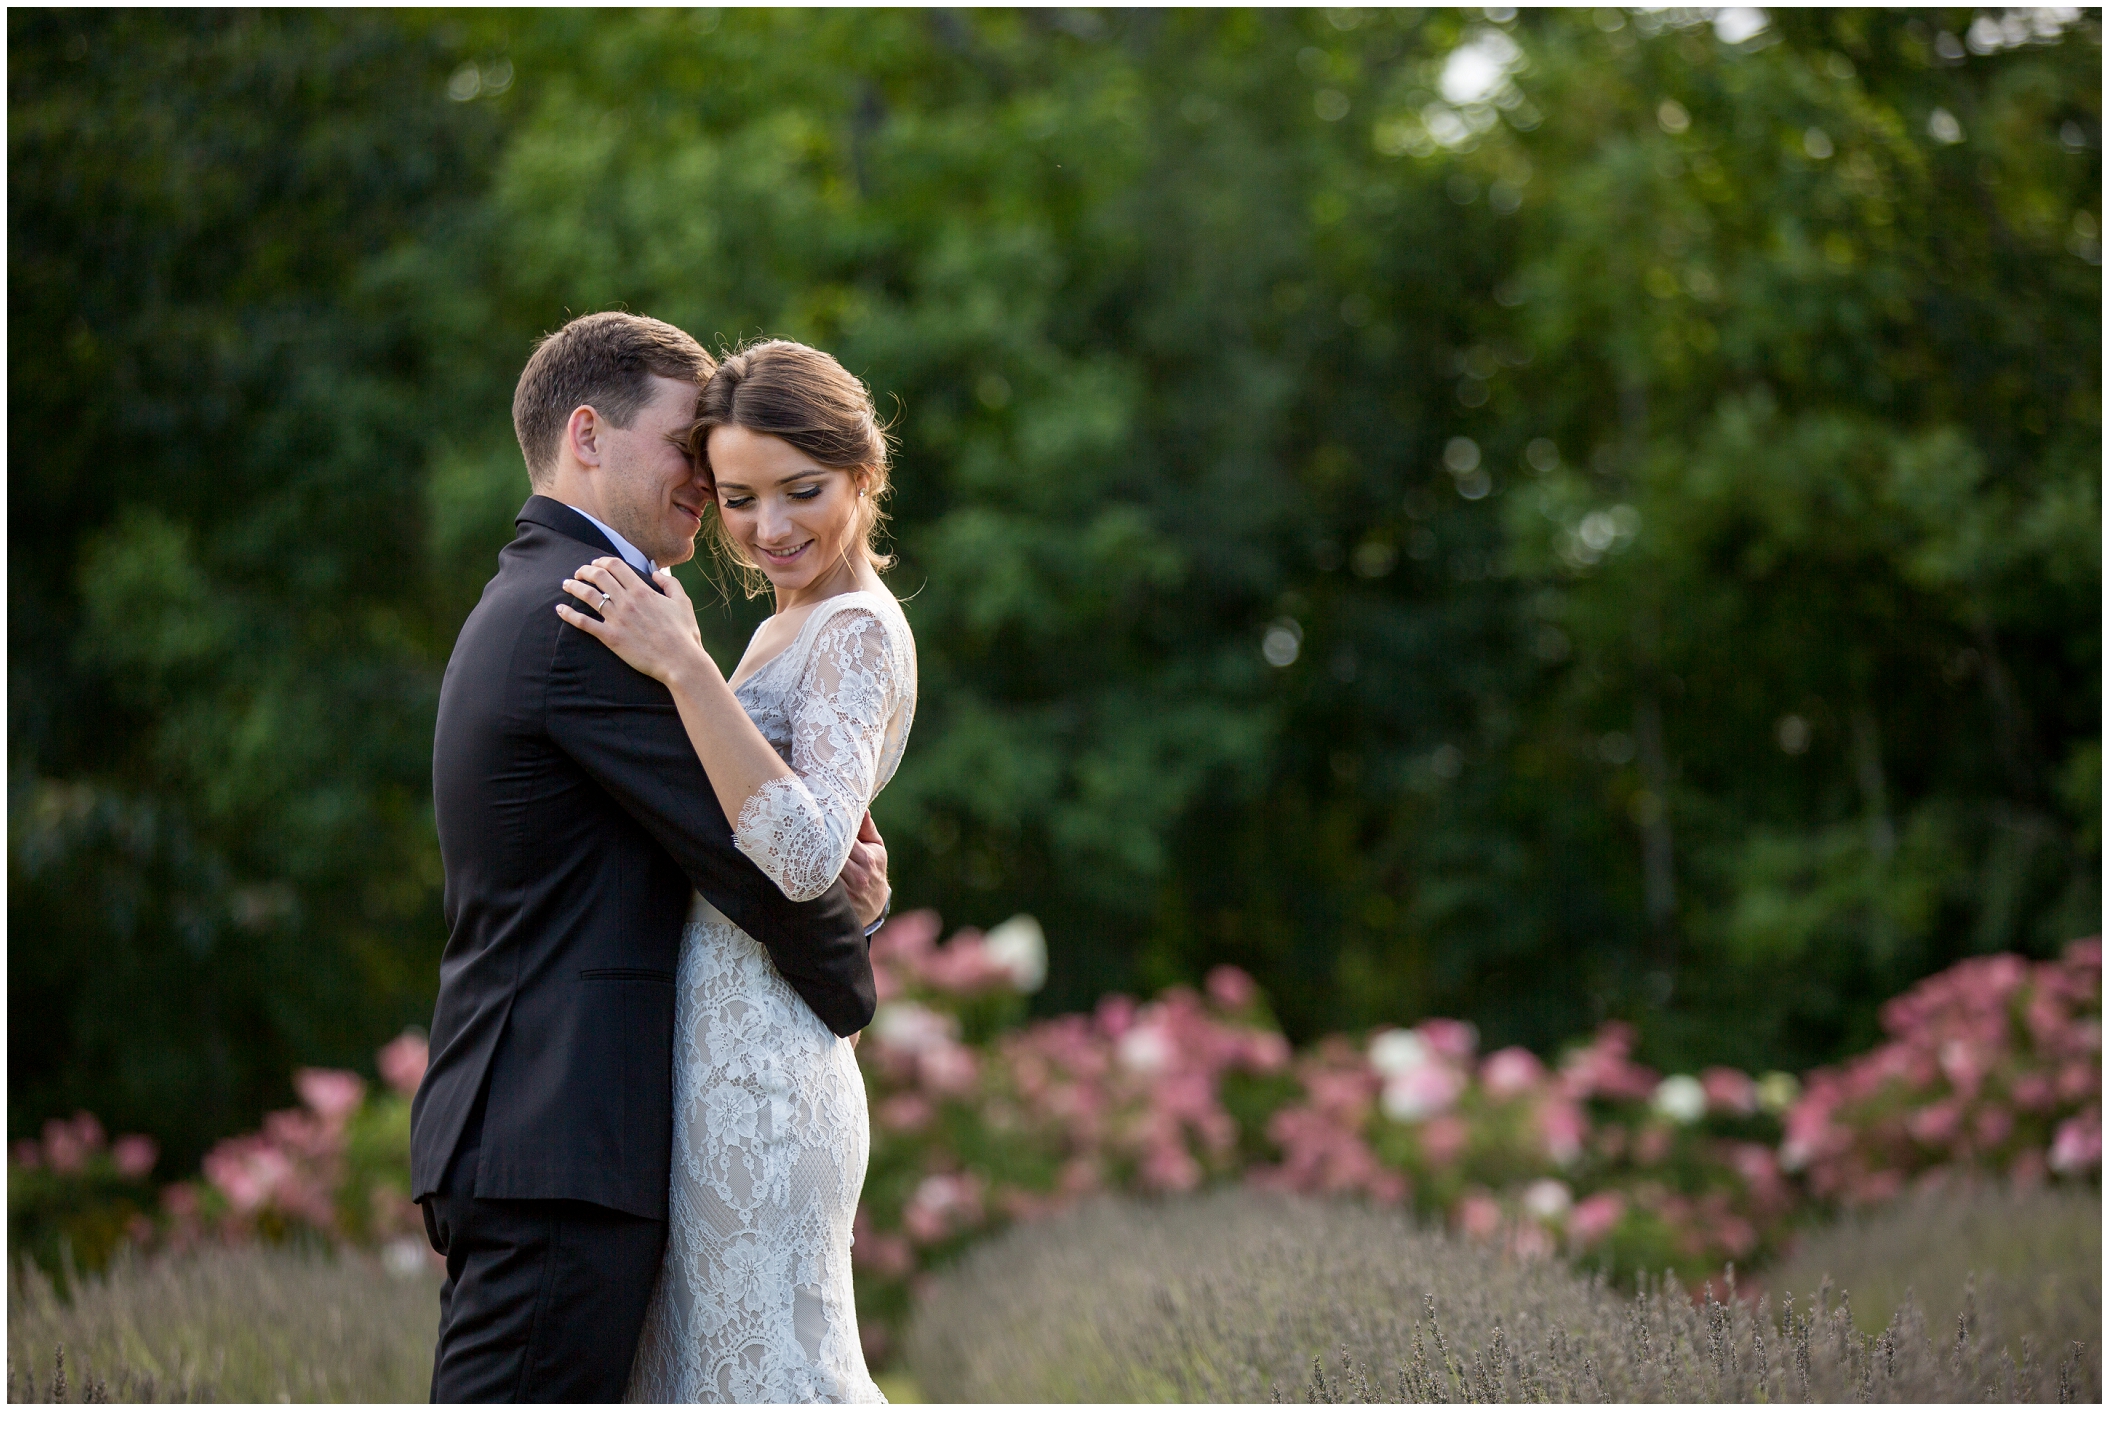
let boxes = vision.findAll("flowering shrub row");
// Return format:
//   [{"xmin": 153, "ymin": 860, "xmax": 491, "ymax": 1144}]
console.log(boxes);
[
  {"xmin": 10, "ymin": 925, "xmax": 2098, "ymax": 1362},
  {"xmin": 848, "ymin": 924, "xmax": 2096, "ymax": 1360},
  {"xmin": 9, "ymin": 1033, "xmax": 435, "ymax": 1280},
  {"xmin": 1782, "ymin": 938, "xmax": 2102, "ymax": 1198}
]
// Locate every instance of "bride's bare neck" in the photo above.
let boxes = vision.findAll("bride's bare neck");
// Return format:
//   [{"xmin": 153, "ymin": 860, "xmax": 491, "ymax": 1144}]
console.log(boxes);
[{"xmin": 771, "ymin": 552, "xmax": 879, "ymax": 614}]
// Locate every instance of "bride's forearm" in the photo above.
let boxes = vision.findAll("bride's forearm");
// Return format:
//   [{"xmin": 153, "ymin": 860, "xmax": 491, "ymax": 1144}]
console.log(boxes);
[{"xmin": 661, "ymin": 655, "xmax": 794, "ymax": 829}]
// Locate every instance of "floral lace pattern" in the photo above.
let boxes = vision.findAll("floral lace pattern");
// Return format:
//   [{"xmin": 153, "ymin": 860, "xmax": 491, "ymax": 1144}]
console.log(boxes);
[
  {"xmin": 627, "ymin": 591, "xmax": 914, "ymax": 1404},
  {"xmin": 731, "ymin": 601, "xmax": 910, "ymax": 902}
]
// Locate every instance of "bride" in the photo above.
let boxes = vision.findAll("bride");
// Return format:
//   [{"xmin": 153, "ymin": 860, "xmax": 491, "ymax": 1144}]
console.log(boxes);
[{"xmin": 554, "ymin": 339, "xmax": 912, "ymax": 1404}]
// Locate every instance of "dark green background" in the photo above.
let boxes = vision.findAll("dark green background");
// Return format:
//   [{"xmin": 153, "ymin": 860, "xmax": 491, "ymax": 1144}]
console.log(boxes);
[{"xmin": 10, "ymin": 8, "xmax": 2099, "ymax": 1170}]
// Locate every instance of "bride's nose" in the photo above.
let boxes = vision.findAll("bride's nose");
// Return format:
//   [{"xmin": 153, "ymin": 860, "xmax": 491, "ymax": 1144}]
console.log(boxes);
[{"xmin": 753, "ymin": 502, "xmax": 797, "ymax": 546}]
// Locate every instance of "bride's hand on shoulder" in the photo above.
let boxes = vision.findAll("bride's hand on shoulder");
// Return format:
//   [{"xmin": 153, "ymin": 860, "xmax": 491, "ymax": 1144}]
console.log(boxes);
[{"xmin": 556, "ymin": 558, "xmax": 712, "ymax": 686}]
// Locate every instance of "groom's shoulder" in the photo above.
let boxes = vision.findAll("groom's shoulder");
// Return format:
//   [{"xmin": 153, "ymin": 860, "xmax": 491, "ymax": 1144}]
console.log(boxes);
[
  {"xmin": 449, "ymin": 519, "xmax": 580, "ymax": 672},
  {"xmin": 474, "ymin": 501, "xmax": 604, "ymax": 615}
]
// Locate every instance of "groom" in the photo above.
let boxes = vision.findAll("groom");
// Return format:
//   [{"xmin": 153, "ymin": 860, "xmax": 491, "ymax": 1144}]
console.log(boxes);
[{"xmin": 411, "ymin": 312, "xmax": 886, "ymax": 1402}]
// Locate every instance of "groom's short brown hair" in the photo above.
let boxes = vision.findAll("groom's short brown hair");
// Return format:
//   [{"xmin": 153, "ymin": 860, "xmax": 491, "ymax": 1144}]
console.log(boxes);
[{"xmin": 512, "ymin": 312, "xmax": 714, "ymax": 490}]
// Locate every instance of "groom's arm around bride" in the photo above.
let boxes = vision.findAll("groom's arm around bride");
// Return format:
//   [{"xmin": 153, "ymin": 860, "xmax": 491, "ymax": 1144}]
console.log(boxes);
[{"xmin": 410, "ymin": 313, "xmax": 879, "ymax": 1402}]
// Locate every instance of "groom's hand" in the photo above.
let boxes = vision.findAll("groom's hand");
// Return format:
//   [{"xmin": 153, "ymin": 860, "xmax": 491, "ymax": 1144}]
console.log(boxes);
[{"xmin": 842, "ymin": 811, "xmax": 890, "ymax": 930}]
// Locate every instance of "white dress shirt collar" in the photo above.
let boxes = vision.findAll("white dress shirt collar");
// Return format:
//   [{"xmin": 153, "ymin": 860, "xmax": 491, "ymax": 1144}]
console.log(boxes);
[{"xmin": 561, "ymin": 504, "xmax": 655, "ymax": 579}]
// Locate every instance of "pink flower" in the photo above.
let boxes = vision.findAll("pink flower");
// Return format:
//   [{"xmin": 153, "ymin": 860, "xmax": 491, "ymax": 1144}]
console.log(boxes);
[
  {"xmin": 1205, "ymin": 966, "xmax": 1257, "ymax": 1011},
  {"xmin": 903, "ymin": 1172, "xmax": 985, "ymax": 1243},
  {"xmin": 875, "ymin": 1093, "xmax": 935, "ymax": 1132},
  {"xmin": 1709, "ymin": 1211, "xmax": 1759, "ymax": 1258},
  {"xmin": 2057, "ymin": 1060, "xmax": 2096, "ymax": 1101},
  {"xmin": 2010, "ymin": 1072, "xmax": 2056, "ymax": 1110},
  {"xmin": 1701, "ymin": 1067, "xmax": 1756, "ymax": 1115},
  {"xmin": 1308, "ymin": 1068, "xmax": 1376, "ymax": 1115},
  {"xmin": 111, "ymin": 1135, "xmax": 158, "ymax": 1179},
  {"xmin": 295, "ymin": 1068, "xmax": 366, "ymax": 1124},
  {"xmin": 1455, "ymin": 1192, "xmax": 1503, "ymax": 1240},
  {"xmin": 2049, "ymin": 1107, "xmax": 2100, "ymax": 1176},
  {"xmin": 1419, "ymin": 1115, "xmax": 1469, "ymax": 1167},
  {"xmin": 1058, "ymin": 1157, "xmax": 1101, "ymax": 1196},
  {"xmin": 1972, "ymin": 1106, "xmax": 2013, "ymax": 1148},
  {"xmin": 1140, "ymin": 1142, "xmax": 1203, "ymax": 1191},
  {"xmin": 42, "ymin": 1114, "xmax": 103, "ymax": 1174},
  {"xmin": 918, "ymin": 1040, "xmax": 980, "ymax": 1097},
  {"xmin": 1243, "ymin": 1031, "xmax": 1292, "ymax": 1071},
  {"xmin": 1937, "ymin": 1040, "xmax": 1986, "ymax": 1097},
  {"xmin": 1560, "ymin": 1023, "xmax": 1659, "ymax": 1101},
  {"xmin": 1095, "ymin": 995, "xmax": 1137, "ymax": 1037},
  {"xmin": 1726, "ymin": 1142, "xmax": 1789, "ymax": 1211},
  {"xmin": 870, "ymin": 909, "xmax": 943, "ymax": 969},
  {"xmin": 205, "ymin": 1138, "xmax": 291, "ymax": 1214},
  {"xmin": 378, "ymin": 1031, "xmax": 429, "ymax": 1097},
  {"xmin": 1567, "ymin": 1192, "xmax": 1625, "ymax": 1248},
  {"xmin": 1416, "ymin": 1019, "xmax": 1480, "ymax": 1063},
  {"xmin": 1509, "ymin": 1221, "xmax": 1555, "ymax": 1260},
  {"xmin": 1906, "ymin": 1101, "xmax": 1962, "ymax": 1146},
  {"xmin": 1481, "ymin": 1046, "xmax": 1544, "ymax": 1097},
  {"xmin": 1536, "ymin": 1098, "xmax": 1586, "ymax": 1167}
]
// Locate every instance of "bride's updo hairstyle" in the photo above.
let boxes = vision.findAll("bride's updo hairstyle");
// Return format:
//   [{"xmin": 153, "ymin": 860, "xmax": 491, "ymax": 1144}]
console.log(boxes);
[{"xmin": 692, "ymin": 339, "xmax": 894, "ymax": 598}]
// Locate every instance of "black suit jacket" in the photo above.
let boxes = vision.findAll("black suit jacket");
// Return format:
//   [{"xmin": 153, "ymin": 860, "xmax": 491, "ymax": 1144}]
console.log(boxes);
[{"xmin": 410, "ymin": 495, "xmax": 876, "ymax": 1219}]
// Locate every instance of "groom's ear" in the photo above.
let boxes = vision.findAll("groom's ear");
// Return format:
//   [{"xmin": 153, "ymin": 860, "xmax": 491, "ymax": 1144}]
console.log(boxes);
[{"xmin": 564, "ymin": 404, "xmax": 604, "ymax": 469}]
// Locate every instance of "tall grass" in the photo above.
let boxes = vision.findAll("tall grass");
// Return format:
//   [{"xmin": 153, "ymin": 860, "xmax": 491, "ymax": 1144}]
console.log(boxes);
[
  {"xmin": 8, "ymin": 1245, "xmax": 437, "ymax": 1403},
  {"xmin": 905, "ymin": 1188, "xmax": 2102, "ymax": 1402}
]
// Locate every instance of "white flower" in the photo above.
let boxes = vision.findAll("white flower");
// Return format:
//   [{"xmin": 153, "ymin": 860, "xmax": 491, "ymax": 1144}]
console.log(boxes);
[
  {"xmin": 1118, "ymin": 1025, "xmax": 1173, "ymax": 1074},
  {"xmin": 1652, "ymin": 1074, "xmax": 1706, "ymax": 1124},
  {"xmin": 872, "ymin": 1000, "xmax": 955, "ymax": 1054},
  {"xmin": 1368, "ymin": 1028, "xmax": 1430, "ymax": 1078},
  {"xmin": 1380, "ymin": 1064, "xmax": 1461, "ymax": 1122},
  {"xmin": 1755, "ymin": 1071, "xmax": 1800, "ymax": 1114},
  {"xmin": 983, "ymin": 914, "xmax": 1047, "ymax": 993},
  {"xmin": 1522, "ymin": 1179, "xmax": 1573, "ymax": 1219}
]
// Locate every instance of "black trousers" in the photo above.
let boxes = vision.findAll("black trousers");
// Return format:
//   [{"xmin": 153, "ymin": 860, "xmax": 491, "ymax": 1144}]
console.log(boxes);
[{"xmin": 422, "ymin": 1192, "xmax": 667, "ymax": 1402}]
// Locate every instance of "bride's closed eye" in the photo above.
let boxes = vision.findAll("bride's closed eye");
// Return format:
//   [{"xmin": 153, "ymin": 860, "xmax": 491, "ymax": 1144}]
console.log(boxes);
[{"xmin": 721, "ymin": 486, "xmax": 824, "ymax": 509}]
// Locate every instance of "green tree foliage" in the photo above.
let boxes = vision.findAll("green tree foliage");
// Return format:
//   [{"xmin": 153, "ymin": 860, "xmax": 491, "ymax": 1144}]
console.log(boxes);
[{"xmin": 10, "ymin": 9, "xmax": 2098, "ymax": 1166}]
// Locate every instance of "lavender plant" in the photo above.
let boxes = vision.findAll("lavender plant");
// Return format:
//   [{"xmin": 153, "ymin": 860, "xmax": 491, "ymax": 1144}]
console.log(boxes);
[
  {"xmin": 905, "ymin": 1189, "xmax": 2101, "ymax": 1402},
  {"xmin": 1766, "ymin": 1182, "xmax": 2100, "ymax": 1371},
  {"xmin": 8, "ymin": 1244, "xmax": 437, "ymax": 1403}
]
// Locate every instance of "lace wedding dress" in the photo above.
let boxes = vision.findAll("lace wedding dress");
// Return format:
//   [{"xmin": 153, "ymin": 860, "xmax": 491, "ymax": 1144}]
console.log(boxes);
[{"xmin": 626, "ymin": 589, "xmax": 915, "ymax": 1404}]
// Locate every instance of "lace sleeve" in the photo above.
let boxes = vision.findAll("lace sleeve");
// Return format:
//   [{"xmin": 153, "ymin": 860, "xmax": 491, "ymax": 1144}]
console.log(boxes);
[{"xmin": 732, "ymin": 603, "xmax": 898, "ymax": 902}]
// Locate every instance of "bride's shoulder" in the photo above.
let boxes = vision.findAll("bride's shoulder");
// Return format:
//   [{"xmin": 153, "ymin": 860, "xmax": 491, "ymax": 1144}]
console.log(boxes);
[
  {"xmin": 808, "ymin": 588, "xmax": 915, "ymax": 684},
  {"xmin": 816, "ymin": 584, "xmax": 912, "ymax": 640}
]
